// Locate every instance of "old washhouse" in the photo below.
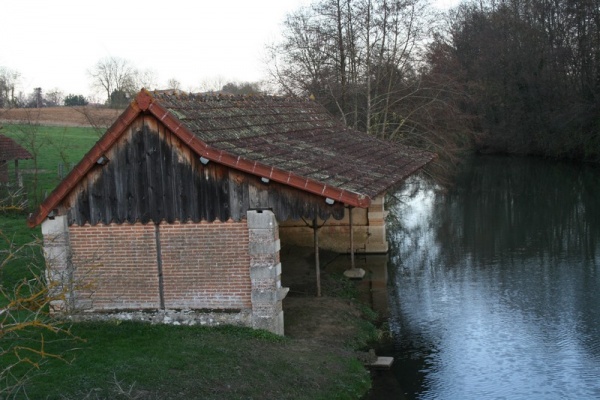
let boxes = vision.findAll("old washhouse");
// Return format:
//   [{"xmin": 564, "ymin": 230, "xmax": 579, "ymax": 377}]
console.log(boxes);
[{"xmin": 29, "ymin": 89, "xmax": 435, "ymax": 334}]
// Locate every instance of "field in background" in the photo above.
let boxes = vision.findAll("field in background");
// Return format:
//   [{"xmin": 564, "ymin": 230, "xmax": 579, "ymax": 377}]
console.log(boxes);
[{"xmin": 0, "ymin": 106, "xmax": 123, "ymax": 128}]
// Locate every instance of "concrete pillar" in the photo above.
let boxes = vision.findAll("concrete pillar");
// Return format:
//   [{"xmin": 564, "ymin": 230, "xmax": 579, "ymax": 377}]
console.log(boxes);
[
  {"xmin": 41, "ymin": 215, "xmax": 72, "ymax": 313},
  {"xmin": 247, "ymin": 209, "xmax": 289, "ymax": 335}
]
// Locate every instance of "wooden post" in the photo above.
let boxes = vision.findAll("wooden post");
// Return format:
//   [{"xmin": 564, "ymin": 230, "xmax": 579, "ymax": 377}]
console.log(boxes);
[
  {"xmin": 154, "ymin": 223, "xmax": 165, "ymax": 310},
  {"xmin": 313, "ymin": 217, "xmax": 321, "ymax": 297},
  {"xmin": 14, "ymin": 160, "xmax": 19, "ymax": 185},
  {"xmin": 349, "ymin": 207, "xmax": 355, "ymax": 270},
  {"xmin": 344, "ymin": 206, "xmax": 365, "ymax": 279}
]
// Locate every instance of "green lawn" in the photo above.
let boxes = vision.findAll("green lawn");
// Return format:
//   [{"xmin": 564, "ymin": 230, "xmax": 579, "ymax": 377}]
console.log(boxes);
[
  {"xmin": 8, "ymin": 321, "xmax": 370, "ymax": 400},
  {"xmin": 0, "ymin": 125, "xmax": 373, "ymax": 399},
  {"xmin": 0, "ymin": 214, "xmax": 41, "ymax": 291}
]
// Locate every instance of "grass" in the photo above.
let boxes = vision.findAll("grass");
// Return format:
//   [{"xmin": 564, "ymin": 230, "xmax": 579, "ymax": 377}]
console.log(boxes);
[
  {"xmin": 14, "ymin": 322, "xmax": 370, "ymax": 400},
  {"xmin": 0, "ymin": 124, "xmax": 374, "ymax": 399},
  {"xmin": 0, "ymin": 213, "xmax": 42, "ymax": 300}
]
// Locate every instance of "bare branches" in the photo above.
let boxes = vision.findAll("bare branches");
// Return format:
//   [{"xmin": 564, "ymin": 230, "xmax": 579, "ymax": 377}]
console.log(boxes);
[
  {"xmin": 88, "ymin": 57, "xmax": 137, "ymax": 105},
  {"xmin": 268, "ymin": 0, "xmax": 474, "ymax": 183},
  {"xmin": 0, "ymin": 233, "xmax": 82, "ymax": 396}
]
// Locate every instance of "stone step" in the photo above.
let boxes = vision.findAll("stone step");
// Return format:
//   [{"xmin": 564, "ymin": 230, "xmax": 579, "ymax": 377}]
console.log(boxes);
[{"xmin": 366, "ymin": 356, "xmax": 394, "ymax": 370}]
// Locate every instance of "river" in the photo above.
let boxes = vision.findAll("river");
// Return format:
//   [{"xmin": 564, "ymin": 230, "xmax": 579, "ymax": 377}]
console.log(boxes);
[{"xmin": 377, "ymin": 155, "xmax": 600, "ymax": 399}]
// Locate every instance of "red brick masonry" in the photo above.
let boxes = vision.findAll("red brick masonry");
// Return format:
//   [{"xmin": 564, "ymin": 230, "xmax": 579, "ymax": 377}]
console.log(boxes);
[{"xmin": 68, "ymin": 220, "xmax": 251, "ymax": 312}]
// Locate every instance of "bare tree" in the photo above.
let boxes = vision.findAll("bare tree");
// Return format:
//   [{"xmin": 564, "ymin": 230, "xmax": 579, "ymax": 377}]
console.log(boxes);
[
  {"xmin": 440, "ymin": 0, "xmax": 600, "ymax": 160},
  {"xmin": 221, "ymin": 81, "xmax": 265, "ymax": 95},
  {"xmin": 267, "ymin": 0, "xmax": 433, "ymax": 132},
  {"xmin": 45, "ymin": 88, "xmax": 64, "ymax": 107},
  {"xmin": 267, "ymin": 0, "xmax": 473, "ymax": 181},
  {"xmin": 0, "ymin": 67, "xmax": 20, "ymax": 108},
  {"xmin": 88, "ymin": 57, "xmax": 137, "ymax": 105},
  {"xmin": 134, "ymin": 68, "xmax": 158, "ymax": 91},
  {"xmin": 0, "ymin": 232, "xmax": 80, "ymax": 397},
  {"xmin": 196, "ymin": 76, "xmax": 232, "ymax": 93},
  {"xmin": 166, "ymin": 78, "xmax": 181, "ymax": 91}
]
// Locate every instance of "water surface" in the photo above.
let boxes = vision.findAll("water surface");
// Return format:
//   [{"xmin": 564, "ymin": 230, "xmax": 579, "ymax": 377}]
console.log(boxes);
[{"xmin": 386, "ymin": 156, "xmax": 600, "ymax": 399}]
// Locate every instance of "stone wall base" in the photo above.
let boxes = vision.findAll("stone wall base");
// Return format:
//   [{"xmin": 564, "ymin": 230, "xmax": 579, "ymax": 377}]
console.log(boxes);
[{"xmin": 65, "ymin": 308, "xmax": 253, "ymax": 328}]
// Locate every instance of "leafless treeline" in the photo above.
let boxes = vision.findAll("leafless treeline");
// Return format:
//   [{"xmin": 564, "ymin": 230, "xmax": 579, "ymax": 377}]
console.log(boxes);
[
  {"xmin": 267, "ymin": 0, "xmax": 477, "ymax": 180},
  {"xmin": 269, "ymin": 0, "xmax": 600, "ymax": 176},
  {"xmin": 442, "ymin": 0, "xmax": 600, "ymax": 160}
]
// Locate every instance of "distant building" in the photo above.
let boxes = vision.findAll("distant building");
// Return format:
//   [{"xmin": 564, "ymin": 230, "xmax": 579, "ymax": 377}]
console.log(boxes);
[{"xmin": 0, "ymin": 134, "xmax": 32, "ymax": 185}]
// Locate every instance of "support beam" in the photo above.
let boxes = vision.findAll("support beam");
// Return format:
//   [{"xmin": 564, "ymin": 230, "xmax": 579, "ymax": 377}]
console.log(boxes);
[
  {"xmin": 344, "ymin": 206, "xmax": 365, "ymax": 279},
  {"xmin": 154, "ymin": 223, "xmax": 165, "ymax": 310},
  {"xmin": 313, "ymin": 218, "xmax": 321, "ymax": 297}
]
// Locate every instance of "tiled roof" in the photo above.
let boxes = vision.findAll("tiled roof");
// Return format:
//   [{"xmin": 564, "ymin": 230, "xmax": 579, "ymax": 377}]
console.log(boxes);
[
  {"xmin": 152, "ymin": 91, "xmax": 435, "ymax": 201},
  {"xmin": 0, "ymin": 134, "xmax": 32, "ymax": 161},
  {"xmin": 28, "ymin": 90, "xmax": 435, "ymax": 227}
]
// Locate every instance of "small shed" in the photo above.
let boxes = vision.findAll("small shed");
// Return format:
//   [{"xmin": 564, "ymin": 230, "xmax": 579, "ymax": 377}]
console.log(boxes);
[
  {"xmin": 0, "ymin": 133, "xmax": 32, "ymax": 185},
  {"xmin": 28, "ymin": 89, "xmax": 435, "ymax": 334}
]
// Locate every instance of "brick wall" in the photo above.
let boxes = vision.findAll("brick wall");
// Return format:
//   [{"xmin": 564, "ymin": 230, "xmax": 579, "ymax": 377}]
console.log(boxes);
[
  {"xmin": 67, "ymin": 220, "xmax": 251, "ymax": 312},
  {"xmin": 160, "ymin": 220, "xmax": 251, "ymax": 309},
  {"xmin": 70, "ymin": 223, "xmax": 160, "ymax": 310}
]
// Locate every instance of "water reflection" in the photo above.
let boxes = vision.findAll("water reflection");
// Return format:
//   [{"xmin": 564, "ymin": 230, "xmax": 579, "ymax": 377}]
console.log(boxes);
[{"xmin": 388, "ymin": 156, "xmax": 600, "ymax": 399}]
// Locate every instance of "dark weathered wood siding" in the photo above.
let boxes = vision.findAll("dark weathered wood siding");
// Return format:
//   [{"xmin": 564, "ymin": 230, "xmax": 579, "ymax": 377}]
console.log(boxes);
[{"xmin": 64, "ymin": 116, "xmax": 344, "ymax": 226}]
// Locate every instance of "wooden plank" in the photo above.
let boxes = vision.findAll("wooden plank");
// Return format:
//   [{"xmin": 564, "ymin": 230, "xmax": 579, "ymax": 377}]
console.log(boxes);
[
  {"xmin": 88, "ymin": 172, "xmax": 100, "ymax": 225},
  {"xmin": 143, "ymin": 121, "xmax": 162, "ymax": 222},
  {"xmin": 113, "ymin": 133, "xmax": 126, "ymax": 224},
  {"xmin": 217, "ymin": 167, "xmax": 230, "ymax": 222},
  {"xmin": 248, "ymin": 180, "xmax": 269, "ymax": 209},
  {"xmin": 228, "ymin": 170, "xmax": 245, "ymax": 221},
  {"xmin": 126, "ymin": 124, "xmax": 138, "ymax": 223},
  {"xmin": 155, "ymin": 124, "xmax": 171, "ymax": 223},
  {"xmin": 166, "ymin": 130, "xmax": 179, "ymax": 223},
  {"xmin": 102, "ymin": 154, "xmax": 115, "ymax": 224},
  {"xmin": 188, "ymin": 147, "xmax": 200, "ymax": 223},
  {"xmin": 138, "ymin": 126, "xmax": 151, "ymax": 223}
]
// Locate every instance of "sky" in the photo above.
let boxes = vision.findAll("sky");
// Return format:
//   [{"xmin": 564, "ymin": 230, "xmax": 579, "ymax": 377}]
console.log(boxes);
[{"xmin": 2, "ymin": 0, "xmax": 460, "ymax": 102}]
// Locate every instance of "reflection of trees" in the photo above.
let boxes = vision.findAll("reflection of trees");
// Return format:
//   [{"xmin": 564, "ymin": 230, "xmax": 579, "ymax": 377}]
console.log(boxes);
[
  {"xmin": 437, "ymin": 156, "xmax": 600, "ymax": 265},
  {"xmin": 387, "ymin": 156, "xmax": 600, "ymax": 366}
]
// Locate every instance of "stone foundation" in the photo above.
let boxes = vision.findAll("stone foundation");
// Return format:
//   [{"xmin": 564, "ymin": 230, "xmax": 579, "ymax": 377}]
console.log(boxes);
[{"xmin": 66, "ymin": 308, "xmax": 252, "ymax": 327}]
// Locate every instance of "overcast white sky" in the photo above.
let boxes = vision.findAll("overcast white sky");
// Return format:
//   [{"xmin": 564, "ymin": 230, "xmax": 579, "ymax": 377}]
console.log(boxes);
[{"xmin": 2, "ymin": 0, "xmax": 460, "ymax": 102}]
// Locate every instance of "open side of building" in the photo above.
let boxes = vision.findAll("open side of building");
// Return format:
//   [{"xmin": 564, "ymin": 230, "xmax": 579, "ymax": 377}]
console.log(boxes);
[{"xmin": 29, "ymin": 89, "xmax": 435, "ymax": 335}]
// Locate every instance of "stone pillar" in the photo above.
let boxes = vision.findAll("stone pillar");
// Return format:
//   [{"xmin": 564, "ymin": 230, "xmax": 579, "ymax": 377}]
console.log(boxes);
[
  {"xmin": 365, "ymin": 194, "xmax": 388, "ymax": 253},
  {"xmin": 247, "ymin": 210, "xmax": 289, "ymax": 335},
  {"xmin": 41, "ymin": 215, "xmax": 72, "ymax": 313}
]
